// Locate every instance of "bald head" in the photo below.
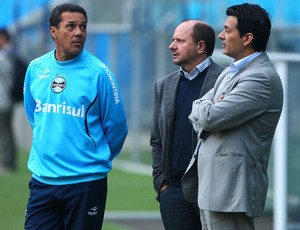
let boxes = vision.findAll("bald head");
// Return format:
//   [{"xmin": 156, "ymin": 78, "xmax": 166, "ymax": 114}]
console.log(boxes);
[
  {"xmin": 180, "ymin": 19, "xmax": 216, "ymax": 56},
  {"xmin": 169, "ymin": 19, "xmax": 216, "ymax": 72}
]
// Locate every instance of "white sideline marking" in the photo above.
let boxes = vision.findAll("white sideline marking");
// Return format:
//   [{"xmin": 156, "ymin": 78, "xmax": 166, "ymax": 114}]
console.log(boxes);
[
  {"xmin": 113, "ymin": 159, "xmax": 152, "ymax": 176},
  {"xmin": 105, "ymin": 211, "xmax": 160, "ymax": 220}
]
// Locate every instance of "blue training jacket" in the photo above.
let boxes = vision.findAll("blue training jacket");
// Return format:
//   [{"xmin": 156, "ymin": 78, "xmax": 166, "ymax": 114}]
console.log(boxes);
[{"xmin": 24, "ymin": 49, "xmax": 128, "ymax": 185}]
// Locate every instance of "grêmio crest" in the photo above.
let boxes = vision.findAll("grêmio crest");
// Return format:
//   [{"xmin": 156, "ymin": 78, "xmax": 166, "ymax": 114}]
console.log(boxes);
[{"xmin": 51, "ymin": 75, "xmax": 66, "ymax": 93}]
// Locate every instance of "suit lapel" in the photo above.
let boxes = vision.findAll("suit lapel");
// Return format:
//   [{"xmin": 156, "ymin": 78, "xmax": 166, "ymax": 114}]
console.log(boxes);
[
  {"xmin": 214, "ymin": 52, "xmax": 270, "ymax": 101},
  {"xmin": 164, "ymin": 71, "xmax": 181, "ymax": 120},
  {"xmin": 199, "ymin": 61, "xmax": 224, "ymax": 98}
]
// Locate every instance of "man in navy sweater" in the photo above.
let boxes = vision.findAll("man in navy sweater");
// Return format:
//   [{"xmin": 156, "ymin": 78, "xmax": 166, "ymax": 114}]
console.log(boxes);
[{"xmin": 150, "ymin": 19, "xmax": 223, "ymax": 229}]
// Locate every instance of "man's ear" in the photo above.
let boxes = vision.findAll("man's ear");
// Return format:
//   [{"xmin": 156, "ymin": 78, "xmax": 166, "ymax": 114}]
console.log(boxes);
[
  {"xmin": 197, "ymin": 40, "xmax": 206, "ymax": 54},
  {"xmin": 243, "ymin": 33, "xmax": 254, "ymax": 46},
  {"xmin": 50, "ymin": 26, "xmax": 57, "ymax": 40}
]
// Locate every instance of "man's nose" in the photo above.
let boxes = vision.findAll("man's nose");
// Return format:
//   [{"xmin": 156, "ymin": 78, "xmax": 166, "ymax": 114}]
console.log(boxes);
[
  {"xmin": 218, "ymin": 30, "xmax": 225, "ymax": 39},
  {"xmin": 75, "ymin": 26, "xmax": 84, "ymax": 35},
  {"xmin": 169, "ymin": 41, "xmax": 176, "ymax": 50}
]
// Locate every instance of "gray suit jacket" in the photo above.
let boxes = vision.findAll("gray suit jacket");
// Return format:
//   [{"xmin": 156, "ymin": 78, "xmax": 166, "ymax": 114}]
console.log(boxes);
[
  {"xmin": 150, "ymin": 59, "xmax": 224, "ymax": 197},
  {"xmin": 188, "ymin": 52, "xmax": 283, "ymax": 217}
]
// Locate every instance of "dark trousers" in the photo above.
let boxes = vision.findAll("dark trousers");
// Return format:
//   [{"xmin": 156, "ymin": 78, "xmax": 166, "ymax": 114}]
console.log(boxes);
[
  {"xmin": 0, "ymin": 110, "xmax": 16, "ymax": 170},
  {"xmin": 25, "ymin": 177, "xmax": 107, "ymax": 230},
  {"xmin": 160, "ymin": 185, "xmax": 201, "ymax": 230}
]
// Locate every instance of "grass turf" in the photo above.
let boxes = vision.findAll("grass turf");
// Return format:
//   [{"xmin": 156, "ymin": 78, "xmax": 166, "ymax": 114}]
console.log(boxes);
[{"xmin": 0, "ymin": 152, "xmax": 159, "ymax": 230}]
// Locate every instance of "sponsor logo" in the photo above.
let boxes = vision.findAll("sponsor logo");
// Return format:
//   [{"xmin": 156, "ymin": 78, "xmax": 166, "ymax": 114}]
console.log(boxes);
[
  {"xmin": 51, "ymin": 76, "xmax": 66, "ymax": 93},
  {"xmin": 35, "ymin": 100, "xmax": 85, "ymax": 118},
  {"xmin": 38, "ymin": 68, "xmax": 51, "ymax": 79},
  {"xmin": 88, "ymin": 207, "xmax": 98, "ymax": 216}
]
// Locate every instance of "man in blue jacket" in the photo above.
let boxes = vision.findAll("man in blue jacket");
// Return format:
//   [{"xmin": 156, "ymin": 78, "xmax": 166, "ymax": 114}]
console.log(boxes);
[{"xmin": 24, "ymin": 3, "xmax": 127, "ymax": 229}]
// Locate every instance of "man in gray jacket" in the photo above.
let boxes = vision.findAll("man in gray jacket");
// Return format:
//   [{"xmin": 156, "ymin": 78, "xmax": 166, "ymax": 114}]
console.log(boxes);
[
  {"xmin": 150, "ymin": 19, "xmax": 223, "ymax": 229},
  {"xmin": 188, "ymin": 3, "xmax": 283, "ymax": 229}
]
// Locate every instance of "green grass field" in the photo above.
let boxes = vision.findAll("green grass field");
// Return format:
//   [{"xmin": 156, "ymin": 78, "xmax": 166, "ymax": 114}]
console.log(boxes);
[{"xmin": 0, "ymin": 152, "xmax": 159, "ymax": 230}]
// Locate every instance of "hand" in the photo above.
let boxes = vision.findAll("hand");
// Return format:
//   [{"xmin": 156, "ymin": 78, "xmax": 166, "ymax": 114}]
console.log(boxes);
[
  {"xmin": 160, "ymin": 182, "xmax": 168, "ymax": 192},
  {"xmin": 215, "ymin": 94, "xmax": 225, "ymax": 104}
]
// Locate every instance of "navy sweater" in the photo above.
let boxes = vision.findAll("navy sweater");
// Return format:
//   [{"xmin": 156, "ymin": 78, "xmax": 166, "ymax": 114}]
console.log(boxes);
[{"xmin": 170, "ymin": 68, "xmax": 208, "ymax": 186}]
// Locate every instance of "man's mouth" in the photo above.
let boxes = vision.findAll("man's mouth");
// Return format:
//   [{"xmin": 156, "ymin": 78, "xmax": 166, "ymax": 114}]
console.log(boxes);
[{"xmin": 73, "ymin": 41, "xmax": 82, "ymax": 45}]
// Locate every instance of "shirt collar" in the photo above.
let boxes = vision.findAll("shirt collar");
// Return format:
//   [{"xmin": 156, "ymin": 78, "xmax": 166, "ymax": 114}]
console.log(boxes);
[
  {"xmin": 230, "ymin": 52, "xmax": 262, "ymax": 76},
  {"xmin": 180, "ymin": 57, "xmax": 211, "ymax": 80}
]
